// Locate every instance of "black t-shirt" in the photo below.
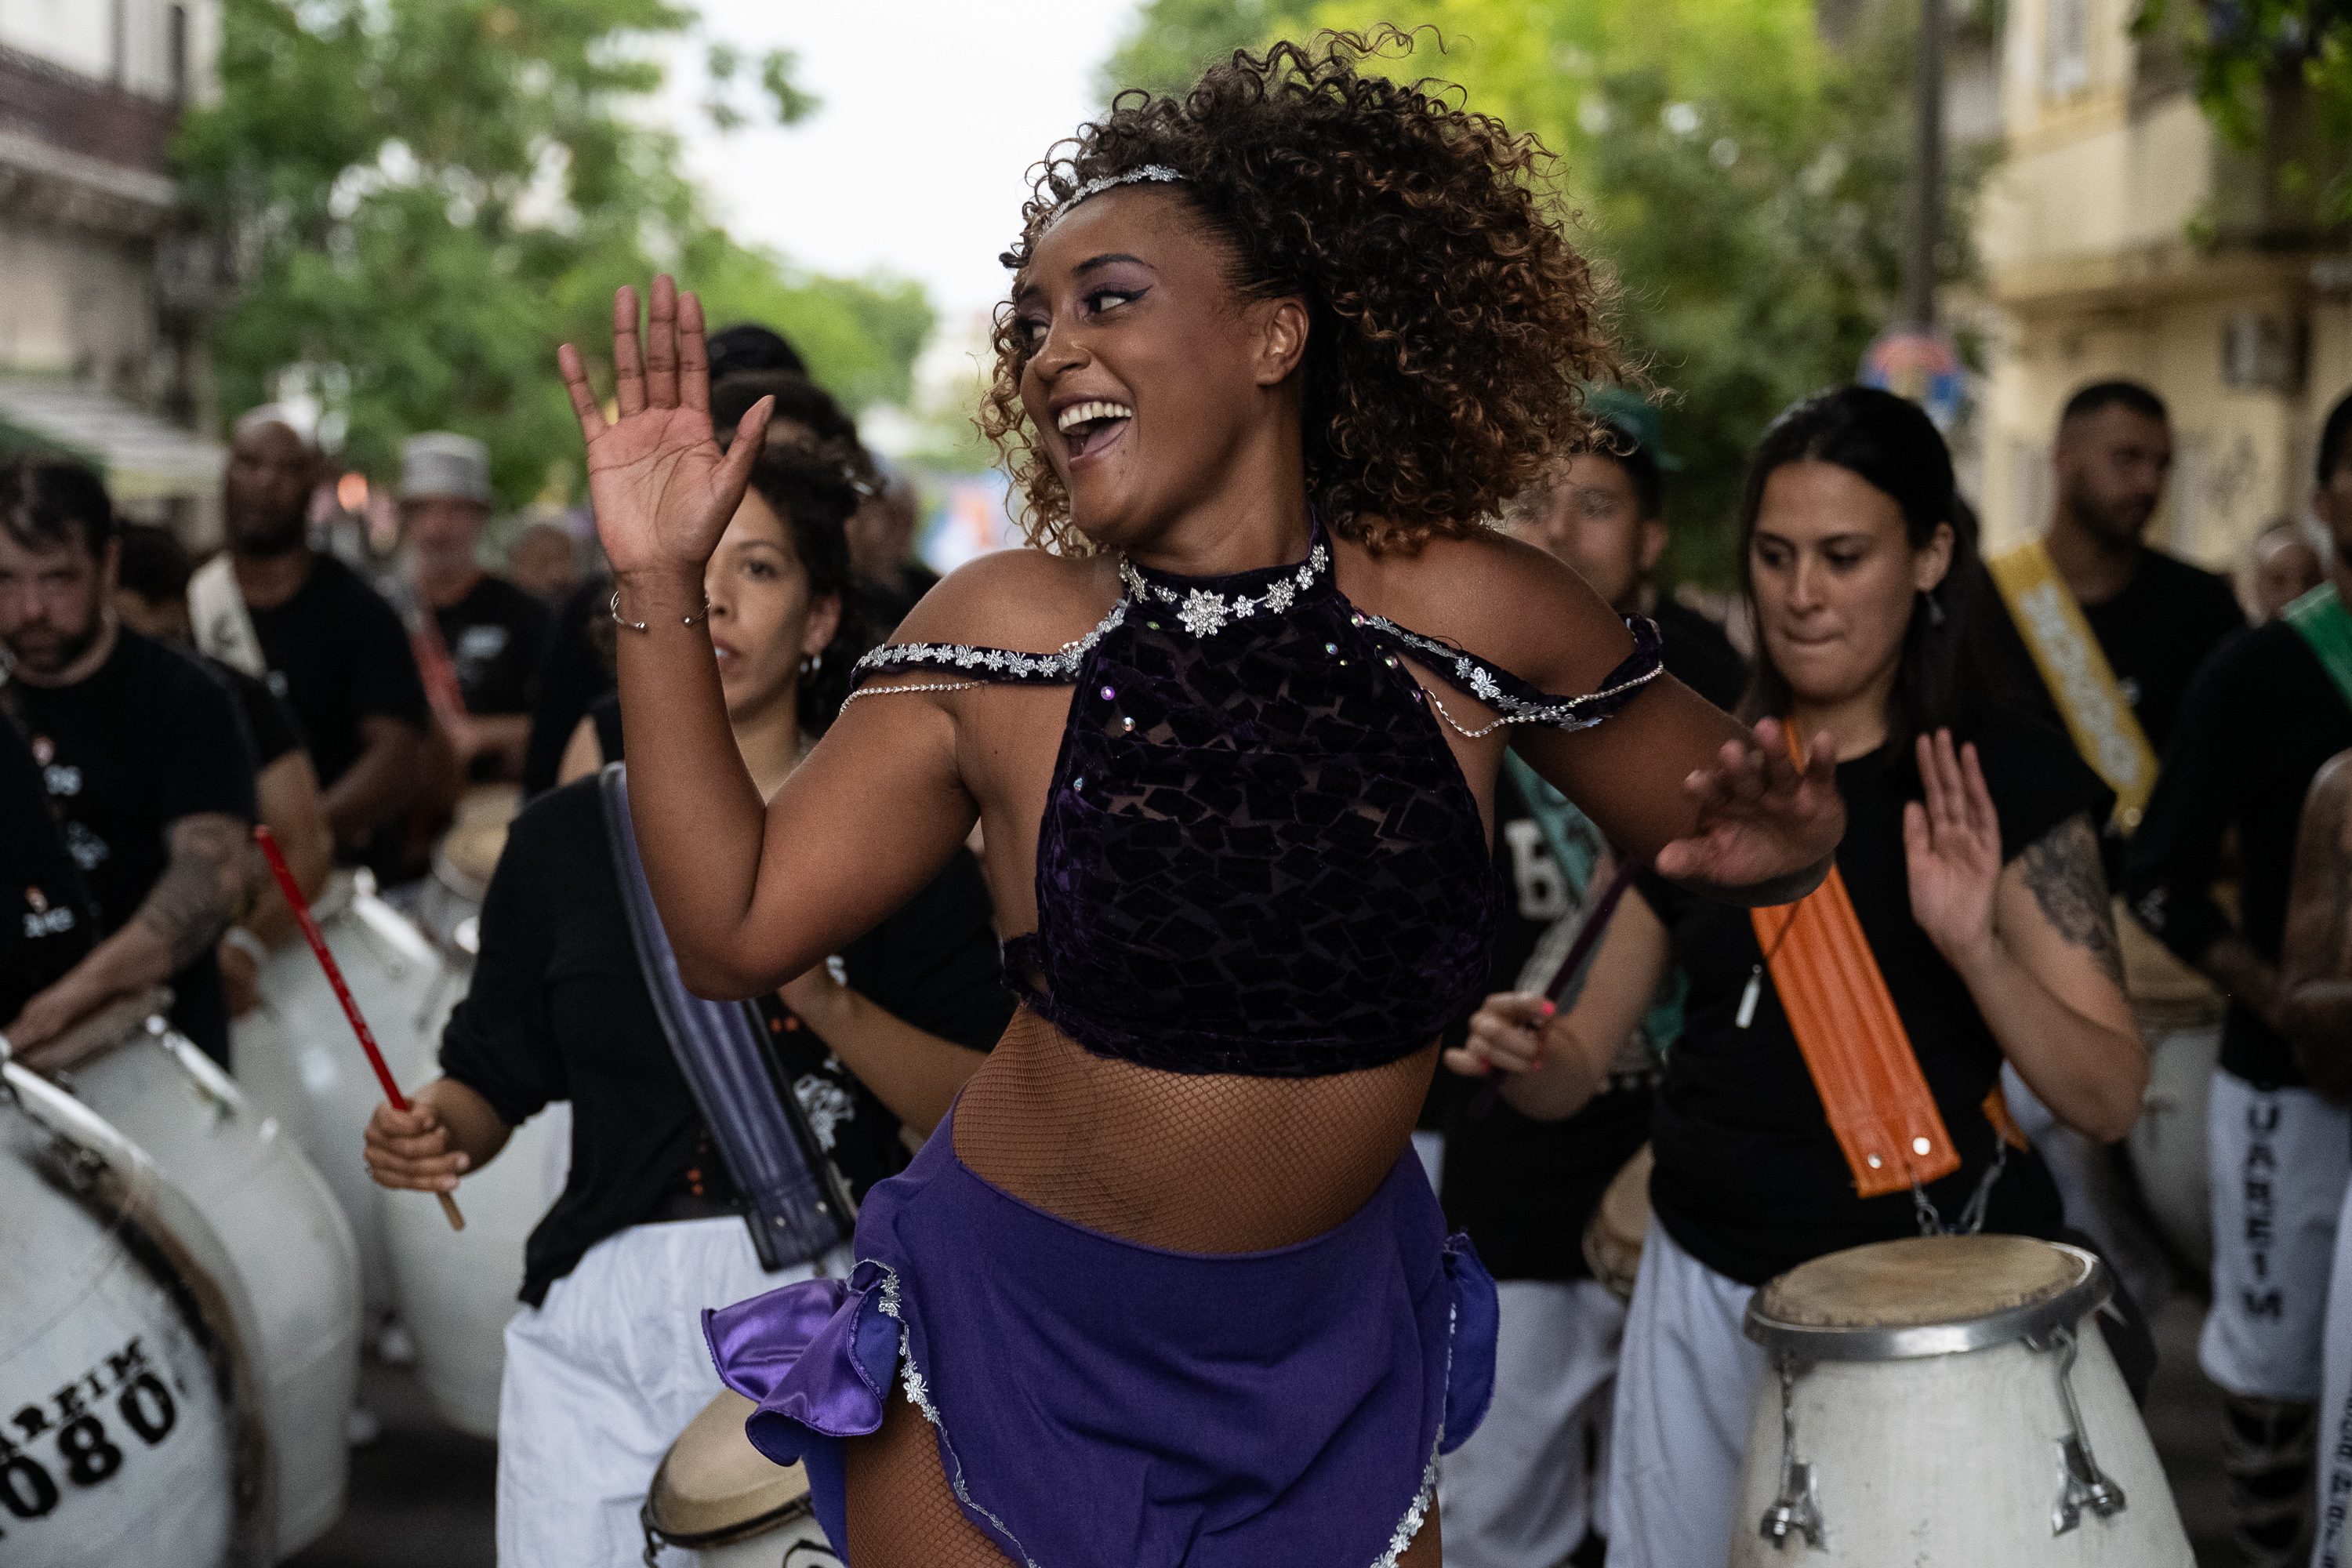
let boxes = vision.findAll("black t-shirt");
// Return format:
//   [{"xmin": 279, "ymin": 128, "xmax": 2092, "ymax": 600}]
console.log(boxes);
[
  {"xmin": 1439, "ymin": 764, "xmax": 1654, "ymax": 1282},
  {"xmin": 1987, "ymin": 546, "xmax": 2245, "ymax": 764},
  {"xmin": 434, "ymin": 575, "xmax": 551, "ymax": 718},
  {"xmin": 1650, "ymin": 594, "xmax": 1751, "ymax": 713},
  {"xmin": 521, "ymin": 575, "xmax": 613, "ymax": 797},
  {"xmin": 12, "ymin": 631, "xmax": 260, "ymax": 1063},
  {"xmin": 0, "ymin": 716, "xmax": 96, "ymax": 1027},
  {"xmin": 437, "ymin": 777, "xmax": 1013, "ymax": 1305},
  {"xmin": 1639, "ymin": 706, "xmax": 2107, "ymax": 1287},
  {"xmin": 2125, "ymin": 619, "xmax": 2352, "ymax": 1087},
  {"xmin": 208, "ymin": 656, "xmax": 302, "ymax": 770},
  {"xmin": 245, "ymin": 552, "xmax": 430, "ymax": 789}
]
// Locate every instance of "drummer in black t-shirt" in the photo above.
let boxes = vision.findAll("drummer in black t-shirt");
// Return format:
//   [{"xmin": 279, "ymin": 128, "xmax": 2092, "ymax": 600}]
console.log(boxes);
[
  {"xmin": 1453, "ymin": 389, "xmax": 2146, "ymax": 1568},
  {"xmin": 0, "ymin": 460, "xmax": 260, "ymax": 1065},
  {"xmin": 0, "ymin": 716, "xmax": 96, "ymax": 1030},
  {"xmin": 401, "ymin": 433, "xmax": 550, "ymax": 782},
  {"xmin": 1432, "ymin": 408, "xmax": 1748, "ymax": 1568},
  {"xmin": 361, "ymin": 448, "xmax": 1011, "ymax": 1566},
  {"xmin": 113, "ymin": 522, "xmax": 335, "ymax": 1020},
  {"xmin": 203, "ymin": 411, "xmax": 431, "ymax": 863}
]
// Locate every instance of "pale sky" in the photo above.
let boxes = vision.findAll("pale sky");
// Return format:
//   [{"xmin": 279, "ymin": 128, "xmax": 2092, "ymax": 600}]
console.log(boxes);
[{"xmin": 661, "ymin": 2, "xmax": 1138, "ymax": 328}]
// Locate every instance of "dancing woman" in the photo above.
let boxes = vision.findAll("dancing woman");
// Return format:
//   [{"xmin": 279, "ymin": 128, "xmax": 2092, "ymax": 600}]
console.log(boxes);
[
  {"xmin": 1454, "ymin": 387, "xmax": 2148, "ymax": 1568},
  {"xmin": 561, "ymin": 35, "xmax": 1841, "ymax": 1567}
]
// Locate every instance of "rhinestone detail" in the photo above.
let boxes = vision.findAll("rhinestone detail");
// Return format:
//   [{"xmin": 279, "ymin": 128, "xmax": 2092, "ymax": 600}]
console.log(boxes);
[{"xmin": 1117, "ymin": 541, "xmax": 1329, "ymax": 637}]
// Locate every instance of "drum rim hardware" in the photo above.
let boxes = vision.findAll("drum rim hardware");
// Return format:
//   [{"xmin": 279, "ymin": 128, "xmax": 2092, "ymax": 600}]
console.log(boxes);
[
  {"xmin": 1743, "ymin": 1242, "xmax": 2107, "ymax": 1363},
  {"xmin": 2029, "ymin": 1320, "xmax": 2129, "ymax": 1535},
  {"xmin": 1758, "ymin": 1359, "xmax": 1826, "ymax": 1552},
  {"xmin": 637, "ymin": 1459, "xmax": 817, "ymax": 1559}
]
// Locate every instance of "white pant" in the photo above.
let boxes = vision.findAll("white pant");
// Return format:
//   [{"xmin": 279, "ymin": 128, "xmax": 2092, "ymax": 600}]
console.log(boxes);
[
  {"xmin": 1439, "ymin": 1279, "xmax": 1624, "ymax": 1568},
  {"xmin": 2314, "ymin": 1175, "xmax": 2352, "ymax": 1568},
  {"xmin": 2002, "ymin": 1062, "xmax": 2175, "ymax": 1316},
  {"xmin": 2203, "ymin": 1070, "xmax": 2351, "ymax": 1402},
  {"xmin": 1604, "ymin": 1218, "xmax": 1769, "ymax": 1568},
  {"xmin": 495, "ymin": 1217, "xmax": 851, "ymax": 1567}
]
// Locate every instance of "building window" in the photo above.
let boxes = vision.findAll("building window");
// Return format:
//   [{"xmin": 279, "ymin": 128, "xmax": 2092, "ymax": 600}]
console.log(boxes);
[{"xmin": 2045, "ymin": 0, "xmax": 2090, "ymax": 97}]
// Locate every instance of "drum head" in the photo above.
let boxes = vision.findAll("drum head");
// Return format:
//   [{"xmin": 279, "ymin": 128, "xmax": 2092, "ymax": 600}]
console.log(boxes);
[
  {"xmin": 1582, "ymin": 1144, "xmax": 1652, "ymax": 1301},
  {"xmin": 434, "ymin": 786, "xmax": 521, "ymax": 898},
  {"xmin": 1747, "ymin": 1235, "xmax": 2107, "ymax": 1362},
  {"xmin": 645, "ymin": 1389, "xmax": 812, "ymax": 1546}
]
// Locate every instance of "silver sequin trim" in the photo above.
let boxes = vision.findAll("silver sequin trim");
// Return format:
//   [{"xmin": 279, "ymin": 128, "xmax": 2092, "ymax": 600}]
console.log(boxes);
[
  {"xmin": 1044, "ymin": 163, "xmax": 1187, "ymax": 230},
  {"xmin": 1371, "ymin": 1300, "xmax": 1456, "ymax": 1568},
  {"xmin": 851, "ymin": 597, "xmax": 1127, "ymax": 687},
  {"xmin": 871, "ymin": 1267, "xmax": 1044, "ymax": 1568},
  {"xmin": 1117, "ymin": 542, "xmax": 1329, "ymax": 637},
  {"xmin": 1363, "ymin": 614, "xmax": 1662, "ymax": 734}
]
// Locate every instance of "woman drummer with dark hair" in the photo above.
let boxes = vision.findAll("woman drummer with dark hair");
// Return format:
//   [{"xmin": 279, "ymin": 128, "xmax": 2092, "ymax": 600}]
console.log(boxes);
[
  {"xmin": 561, "ymin": 32, "xmax": 1842, "ymax": 1567},
  {"xmin": 1457, "ymin": 386, "xmax": 2147, "ymax": 1567}
]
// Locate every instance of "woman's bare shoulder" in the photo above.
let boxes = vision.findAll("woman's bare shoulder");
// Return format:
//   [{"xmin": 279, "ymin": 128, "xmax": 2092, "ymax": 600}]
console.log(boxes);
[
  {"xmin": 1338, "ymin": 524, "xmax": 1632, "ymax": 696},
  {"xmin": 888, "ymin": 547, "xmax": 1124, "ymax": 655}
]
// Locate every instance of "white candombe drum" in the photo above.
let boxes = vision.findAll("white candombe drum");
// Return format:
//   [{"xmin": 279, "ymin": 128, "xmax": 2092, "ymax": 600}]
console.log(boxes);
[
  {"xmin": 2126, "ymin": 1022, "xmax": 2219, "ymax": 1276},
  {"xmin": 1731, "ymin": 1235, "xmax": 2190, "ymax": 1566},
  {"xmin": 233, "ymin": 869, "xmax": 461, "ymax": 1318},
  {"xmin": 32, "ymin": 995, "xmax": 361, "ymax": 1561},
  {"xmin": 0, "ymin": 1053, "xmax": 273, "ymax": 1566},
  {"xmin": 641, "ymin": 1390, "xmax": 840, "ymax": 1566}
]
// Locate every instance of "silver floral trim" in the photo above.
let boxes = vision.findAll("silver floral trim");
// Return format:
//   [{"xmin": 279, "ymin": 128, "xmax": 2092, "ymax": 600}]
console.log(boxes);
[
  {"xmin": 851, "ymin": 597, "xmax": 1127, "ymax": 688},
  {"xmin": 1371, "ymin": 1299, "xmax": 1456, "ymax": 1568},
  {"xmin": 1362, "ymin": 614, "xmax": 1662, "ymax": 735},
  {"xmin": 871, "ymin": 1267, "xmax": 1044, "ymax": 1568},
  {"xmin": 1118, "ymin": 541, "xmax": 1328, "ymax": 637}
]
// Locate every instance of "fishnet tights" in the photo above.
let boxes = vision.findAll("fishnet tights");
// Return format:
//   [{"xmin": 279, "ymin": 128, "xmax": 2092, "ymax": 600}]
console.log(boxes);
[{"xmin": 952, "ymin": 1004, "xmax": 1437, "ymax": 1252}]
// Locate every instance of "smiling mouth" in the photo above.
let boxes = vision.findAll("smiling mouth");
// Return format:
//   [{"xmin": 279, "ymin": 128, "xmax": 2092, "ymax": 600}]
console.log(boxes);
[{"xmin": 1056, "ymin": 399, "xmax": 1133, "ymax": 460}]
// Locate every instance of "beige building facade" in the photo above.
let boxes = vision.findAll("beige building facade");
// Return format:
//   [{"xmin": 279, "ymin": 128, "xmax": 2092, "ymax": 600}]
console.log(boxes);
[{"xmin": 1973, "ymin": 0, "xmax": 2348, "ymax": 574}]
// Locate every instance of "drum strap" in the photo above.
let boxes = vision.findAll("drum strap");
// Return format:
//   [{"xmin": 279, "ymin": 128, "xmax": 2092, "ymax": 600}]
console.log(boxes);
[
  {"xmin": 187, "ymin": 554, "xmax": 268, "ymax": 679},
  {"xmin": 598, "ymin": 763, "xmax": 851, "ymax": 1273},
  {"xmin": 2284, "ymin": 580, "xmax": 2352, "ymax": 715},
  {"xmin": 1985, "ymin": 539, "xmax": 2159, "ymax": 834}
]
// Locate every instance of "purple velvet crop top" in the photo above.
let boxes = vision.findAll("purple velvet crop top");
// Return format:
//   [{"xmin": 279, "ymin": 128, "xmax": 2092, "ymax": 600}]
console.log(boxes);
[{"xmin": 849, "ymin": 524, "xmax": 1664, "ymax": 1078}]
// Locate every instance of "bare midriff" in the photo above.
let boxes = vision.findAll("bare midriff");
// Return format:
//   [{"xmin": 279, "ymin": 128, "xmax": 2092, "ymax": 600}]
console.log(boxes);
[{"xmin": 949, "ymin": 1004, "xmax": 1437, "ymax": 1254}]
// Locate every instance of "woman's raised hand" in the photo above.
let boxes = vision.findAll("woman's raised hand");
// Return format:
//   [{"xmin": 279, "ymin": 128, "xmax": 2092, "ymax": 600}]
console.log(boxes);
[
  {"xmin": 1903, "ymin": 728, "xmax": 2003, "ymax": 968},
  {"xmin": 557, "ymin": 276, "xmax": 772, "ymax": 581},
  {"xmin": 1653, "ymin": 717, "xmax": 1844, "ymax": 895}
]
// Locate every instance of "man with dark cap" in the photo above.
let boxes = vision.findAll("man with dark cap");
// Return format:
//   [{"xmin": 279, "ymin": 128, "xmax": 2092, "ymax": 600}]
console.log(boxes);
[
  {"xmin": 0, "ymin": 459, "xmax": 258, "ymax": 1063},
  {"xmin": 191, "ymin": 408, "xmax": 431, "ymax": 863}
]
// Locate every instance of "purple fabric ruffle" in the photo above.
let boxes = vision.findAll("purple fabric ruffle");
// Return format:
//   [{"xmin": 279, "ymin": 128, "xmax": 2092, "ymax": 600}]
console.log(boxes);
[{"xmin": 704, "ymin": 1119, "xmax": 1496, "ymax": 1566}]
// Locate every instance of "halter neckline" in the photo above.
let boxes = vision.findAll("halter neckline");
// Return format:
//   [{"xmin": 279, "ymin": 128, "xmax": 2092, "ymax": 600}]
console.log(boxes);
[{"xmin": 1117, "ymin": 514, "xmax": 1331, "ymax": 638}]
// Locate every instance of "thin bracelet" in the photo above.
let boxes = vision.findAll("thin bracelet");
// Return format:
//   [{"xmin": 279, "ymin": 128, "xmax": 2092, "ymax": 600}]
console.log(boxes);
[
  {"xmin": 610, "ymin": 589, "xmax": 710, "ymax": 633},
  {"xmin": 839, "ymin": 680, "xmax": 983, "ymax": 708}
]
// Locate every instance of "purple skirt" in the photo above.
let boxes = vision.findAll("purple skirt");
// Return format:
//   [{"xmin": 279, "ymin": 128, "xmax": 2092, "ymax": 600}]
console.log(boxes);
[{"xmin": 702, "ymin": 1107, "xmax": 1497, "ymax": 1566}]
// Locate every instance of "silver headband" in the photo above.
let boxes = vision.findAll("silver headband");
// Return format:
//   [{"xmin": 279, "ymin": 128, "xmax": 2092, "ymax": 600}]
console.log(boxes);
[{"xmin": 1043, "ymin": 164, "xmax": 1188, "ymax": 230}]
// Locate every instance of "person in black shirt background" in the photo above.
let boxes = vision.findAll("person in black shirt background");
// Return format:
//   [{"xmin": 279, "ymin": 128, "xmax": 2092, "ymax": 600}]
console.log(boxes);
[
  {"xmin": 114, "ymin": 521, "xmax": 336, "ymax": 1021},
  {"xmin": 1457, "ymin": 389, "xmax": 2145, "ymax": 1568},
  {"xmin": 401, "ymin": 432, "xmax": 550, "ymax": 783},
  {"xmin": 0, "ymin": 715, "xmax": 96, "ymax": 1029},
  {"xmin": 0, "ymin": 459, "xmax": 259, "ymax": 1065},
  {"xmin": 362, "ymin": 447, "xmax": 1010, "ymax": 1566},
  {"xmin": 2125, "ymin": 390, "xmax": 2352, "ymax": 1567},
  {"xmin": 203, "ymin": 411, "xmax": 432, "ymax": 865},
  {"xmin": 1431, "ymin": 407, "xmax": 1747, "ymax": 1568}
]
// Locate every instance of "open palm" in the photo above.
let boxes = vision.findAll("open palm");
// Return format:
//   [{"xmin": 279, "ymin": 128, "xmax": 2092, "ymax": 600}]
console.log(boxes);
[
  {"xmin": 1904, "ymin": 729, "xmax": 2002, "ymax": 966},
  {"xmin": 1653, "ymin": 718, "xmax": 1846, "ymax": 892},
  {"xmin": 558, "ymin": 276, "xmax": 771, "ymax": 579}
]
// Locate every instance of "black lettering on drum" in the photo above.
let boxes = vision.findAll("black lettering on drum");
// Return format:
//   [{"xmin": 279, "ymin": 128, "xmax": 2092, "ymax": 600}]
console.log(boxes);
[
  {"xmin": 55, "ymin": 1416, "xmax": 122, "ymax": 1486},
  {"xmin": 117, "ymin": 1374, "xmax": 175, "ymax": 1445},
  {"xmin": 0, "ymin": 1334, "xmax": 183, "ymax": 1536}
]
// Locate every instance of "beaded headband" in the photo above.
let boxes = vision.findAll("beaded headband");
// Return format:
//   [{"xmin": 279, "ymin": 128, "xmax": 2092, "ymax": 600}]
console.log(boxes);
[{"xmin": 1041, "ymin": 164, "xmax": 1189, "ymax": 231}]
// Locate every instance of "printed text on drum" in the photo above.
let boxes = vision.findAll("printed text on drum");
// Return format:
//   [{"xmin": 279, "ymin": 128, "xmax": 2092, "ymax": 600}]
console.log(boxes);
[{"xmin": 0, "ymin": 1335, "xmax": 180, "ymax": 1534}]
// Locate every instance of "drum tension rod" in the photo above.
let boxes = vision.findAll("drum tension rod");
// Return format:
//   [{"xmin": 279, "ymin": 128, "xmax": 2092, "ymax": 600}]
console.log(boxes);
[
  {"xmin": 1759, "ymin": 1358, "xmax": 1826, "ymax": 1552},
  {"xmin": 2031, "ymin": 1323, "xmax": 2127, "ymax": 1534}
]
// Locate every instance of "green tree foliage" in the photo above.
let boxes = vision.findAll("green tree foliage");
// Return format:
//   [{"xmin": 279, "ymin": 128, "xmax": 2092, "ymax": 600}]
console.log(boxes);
[
  {"xmin": 2136, "ymin": 1, "xmax": 2352, "ymax": 227},
  {"xmin": 178, "ymin": 0, "xmax": 931, "ymax": 508},
  {"xmin": 1097, "ymin": 2, "xmax": 1984, "ymax": 586}
]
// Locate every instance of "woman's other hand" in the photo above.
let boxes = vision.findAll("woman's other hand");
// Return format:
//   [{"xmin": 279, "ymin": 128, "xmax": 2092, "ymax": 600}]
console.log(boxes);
[
  {"xmin": 1653, "ymin": 717, "xmax": 1843, "ymax": 898},
  {"xmin": 1445, "ymin": 990, "xmax": 1555, "ymax": 1079},
  {"xmin": 1904, "ymin": 729, "xmax": 2003, "ymax": 970},
  {"xmin": 558, "ymin": 276, "xmax": 772, "ymax": 582},
  {"xmin": 363, "ymin": 1098, "xmax": 466, "ymax": 1193}
]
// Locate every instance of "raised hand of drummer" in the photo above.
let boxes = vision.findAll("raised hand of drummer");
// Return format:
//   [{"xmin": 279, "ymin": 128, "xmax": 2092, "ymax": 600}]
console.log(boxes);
[
  {"xmin": 558, "ymin": 277, "xmax": 775, "ymax": 590},
  {"xmin": 1902, "ymin": 728, "xmax": 2004, "ymax": 970},
  {"xmin": 362, "ymin": 1076, "xmax": 509, "ymax": 1194},
  {"xmin": 1652, "ymin": 716, "xmax": 1843, "ymax": 906}
]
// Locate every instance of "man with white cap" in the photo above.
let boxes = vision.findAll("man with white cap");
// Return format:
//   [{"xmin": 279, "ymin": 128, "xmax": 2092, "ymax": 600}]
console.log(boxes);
[{"xmin": 403, "ymin": 432, "xmax": 549, "ymax": 782}]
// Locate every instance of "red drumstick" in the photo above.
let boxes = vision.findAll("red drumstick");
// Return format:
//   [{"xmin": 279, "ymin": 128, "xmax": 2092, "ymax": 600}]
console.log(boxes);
[{"xmin": 254, "ymin": 826, "xmax": 465, "ymax": 1231}]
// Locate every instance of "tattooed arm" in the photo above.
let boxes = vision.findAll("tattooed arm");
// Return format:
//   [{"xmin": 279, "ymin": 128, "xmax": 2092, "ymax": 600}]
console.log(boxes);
[
  {"xmin": 2, "ymin": 811, "xmax": 252, "ymax": 1049},
  {"xmin": 2280, "ymin": 752, "xmax": 2352, "ymax": 1103}
]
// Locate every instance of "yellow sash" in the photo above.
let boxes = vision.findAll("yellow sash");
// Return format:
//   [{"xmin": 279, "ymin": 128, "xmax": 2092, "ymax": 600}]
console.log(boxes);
[{"xmin": 1984, "ymin": 539, "xmax": 2160, "ymax": 833}]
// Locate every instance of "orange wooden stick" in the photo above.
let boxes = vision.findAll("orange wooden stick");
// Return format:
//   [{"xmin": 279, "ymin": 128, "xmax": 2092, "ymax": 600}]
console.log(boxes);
[{"xmin": 253, "ymin": 826, "xmax": 464, "ymax": 1231}]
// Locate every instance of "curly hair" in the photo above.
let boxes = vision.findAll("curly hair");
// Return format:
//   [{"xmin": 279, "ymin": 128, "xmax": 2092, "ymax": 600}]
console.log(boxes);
[{"xmin": 982, "ymin": 27, "xmax": 1619, "ymax": 556}]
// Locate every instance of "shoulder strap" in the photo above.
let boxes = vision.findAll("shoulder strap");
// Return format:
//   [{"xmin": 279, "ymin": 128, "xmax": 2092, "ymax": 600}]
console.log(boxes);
[
  {"xmin": 850, "ymin": 597, "xmax": 1127, "ymax": 690},
  {"xmin": 1984, "ymin": 538, "xmax": 2160, "ymax": 833},
  {"xmin": 597, "ymin": 763, "xmax": 851, "ymax": 1272},
  {"xmin": 1365, "ymin": 612, "xmax": 1665, "ymax": 733},
  {"xmin": 2284, "ymin": 582, "xmax": 2352, "ymax": 714},
  {"xmin": 188, "ymin": 554, "xmax": 268, "ymax": 679}
]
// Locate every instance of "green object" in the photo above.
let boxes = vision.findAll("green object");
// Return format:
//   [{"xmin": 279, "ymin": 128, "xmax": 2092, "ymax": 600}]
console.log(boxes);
[
  {"xmin": 1584, "ymin": 385, "xmax": 1682, "ymax": 470},
  {"xmin": 2284, "ymin": 582, "xmax": 2352, "ymax": 714}
]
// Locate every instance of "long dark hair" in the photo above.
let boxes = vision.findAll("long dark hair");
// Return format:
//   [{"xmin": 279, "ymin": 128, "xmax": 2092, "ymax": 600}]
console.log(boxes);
[
  {"xmin": 739, "ymin": 447, "xmax": 869, "ymax": 735},
  {"xmin": 1736, "ymin": 386, "xmax": 2013, "ymax": 757}
]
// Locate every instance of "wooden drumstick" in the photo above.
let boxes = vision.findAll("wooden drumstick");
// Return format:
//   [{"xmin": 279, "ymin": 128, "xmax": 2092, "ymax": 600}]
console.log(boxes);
[{"xmin": 252, "ymin": 826, "xmax": 465, "ymax": 1231}]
